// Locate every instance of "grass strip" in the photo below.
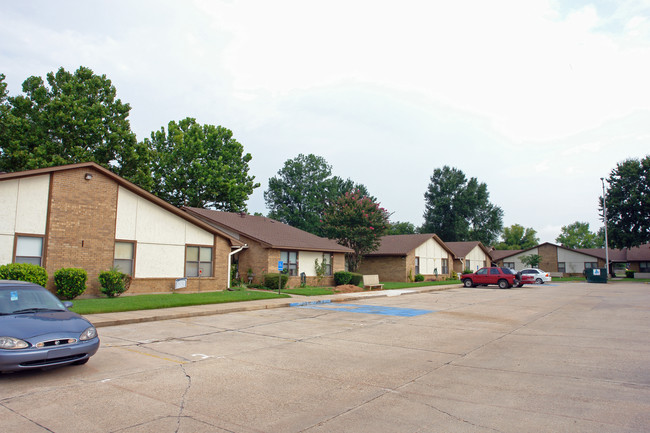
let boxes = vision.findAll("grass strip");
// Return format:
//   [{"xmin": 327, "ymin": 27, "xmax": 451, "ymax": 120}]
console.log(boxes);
[{"xmin": 70, "ymin": 290, "xmax": 290, "ymax": 315}]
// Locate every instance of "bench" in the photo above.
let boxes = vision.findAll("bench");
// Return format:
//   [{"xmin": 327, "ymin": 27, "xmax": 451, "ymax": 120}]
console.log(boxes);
[{"xmin": 363, "ymin": 275, "xmax": 384, "ymax": 290}]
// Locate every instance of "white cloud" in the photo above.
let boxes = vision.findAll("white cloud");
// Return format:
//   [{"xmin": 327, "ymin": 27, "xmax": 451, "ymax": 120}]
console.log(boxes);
[{"xmin": 1, "ymin": 0, "xmax": 648, "ymax": 243}]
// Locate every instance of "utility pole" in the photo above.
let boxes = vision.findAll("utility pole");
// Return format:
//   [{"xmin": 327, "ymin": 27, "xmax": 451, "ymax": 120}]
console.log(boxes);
[{"xmin": 601, "ymin": 177, "xmax": 610, "ymax": 279}]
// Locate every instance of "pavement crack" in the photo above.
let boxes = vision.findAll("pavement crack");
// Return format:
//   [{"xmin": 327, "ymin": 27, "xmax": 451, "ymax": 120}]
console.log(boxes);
[
  {"xmin": 418, "ymin": 400, "xmax": 504, "ymax": 432},
  {"xmin": 0, "ymin": 401, "xmax": 56, "ymax": 432},
  {"xmin": 176, "ymin": 364, "xmax": 192, "ymax": 433}
]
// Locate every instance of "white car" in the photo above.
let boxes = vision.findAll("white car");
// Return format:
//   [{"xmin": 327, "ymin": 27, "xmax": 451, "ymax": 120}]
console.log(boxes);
[{"xmin": 520, "ymin": 268, "xmax": 551, "ymax": 284}]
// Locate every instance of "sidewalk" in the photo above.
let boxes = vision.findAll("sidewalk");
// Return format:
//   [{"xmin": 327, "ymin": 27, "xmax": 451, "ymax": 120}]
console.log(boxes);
[{"xmin": 83, "ymin": 285, "xmax": 457, "ymax": 327}]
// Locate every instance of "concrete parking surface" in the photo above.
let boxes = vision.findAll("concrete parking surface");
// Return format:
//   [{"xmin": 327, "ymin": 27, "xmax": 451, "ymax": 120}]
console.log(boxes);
[{"xmin": 1, "ymin": 282, "xmax": 649, "ymax": 432}]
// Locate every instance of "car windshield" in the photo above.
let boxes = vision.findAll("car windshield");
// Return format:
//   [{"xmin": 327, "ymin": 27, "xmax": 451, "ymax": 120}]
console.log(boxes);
[{"xmin": 0, "ymin": 287, "xmax": 67, "ymax": 315}]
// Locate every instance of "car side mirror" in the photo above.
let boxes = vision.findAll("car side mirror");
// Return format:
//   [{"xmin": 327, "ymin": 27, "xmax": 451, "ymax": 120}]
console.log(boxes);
[{"xmin": 63, "ymin": 301, "xmax": 73, "ymax": 309}]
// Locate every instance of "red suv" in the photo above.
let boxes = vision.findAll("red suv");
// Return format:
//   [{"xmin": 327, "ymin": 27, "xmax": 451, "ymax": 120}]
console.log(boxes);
[{"xmin": 461, "ymin": 267, "xmax": 533, "ymax": 289}]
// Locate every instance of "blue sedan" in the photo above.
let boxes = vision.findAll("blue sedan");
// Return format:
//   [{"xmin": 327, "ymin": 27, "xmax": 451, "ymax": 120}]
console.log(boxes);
[{"xmin": 0, "ymin": 280, "xmax": 100, "ymax": 373}]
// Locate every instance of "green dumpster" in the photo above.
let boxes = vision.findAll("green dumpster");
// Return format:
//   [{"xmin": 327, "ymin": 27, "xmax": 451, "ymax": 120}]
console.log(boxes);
[{"xmin": 585, "ymin": 268, "xmax": 608, "ymax": 283}]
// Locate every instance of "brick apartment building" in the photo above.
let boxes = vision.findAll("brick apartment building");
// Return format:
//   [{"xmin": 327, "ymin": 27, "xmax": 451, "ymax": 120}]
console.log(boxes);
[
  {"xmin": 0, "ymin": 162, "xmax": 241, "ymax": 296},
  {"xmin": 183, "ymin": 207, "xmax": 352, "ymax": 288}
]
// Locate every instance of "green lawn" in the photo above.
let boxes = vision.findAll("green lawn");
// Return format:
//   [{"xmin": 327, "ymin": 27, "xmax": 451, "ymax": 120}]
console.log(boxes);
[
  {"xmin": 275, "ymin": 280, "xmax": 461, "ymax": 296},
  {"xmin": 69, "ymin": 289, "xmax": 290, "ymax": 315}
]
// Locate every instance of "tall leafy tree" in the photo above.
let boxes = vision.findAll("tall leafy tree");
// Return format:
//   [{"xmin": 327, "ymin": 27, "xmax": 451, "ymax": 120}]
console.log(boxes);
[
  {"xmin": 602, "ymin": 156, "xmax": 650, "ymax": 249},
  {"xmin": 321, "ymin": 190, "xmax": 390, "ymax": 271},
  {"xmin": 494, "ymin": 224, "xmax": 539, "ymax": 250},
  {"xmin": 555, "ymin": 221, "xmax": 604, "ymax": 249},
  {"xmin": 421, "ymin": 166, "xmax": 503, "ymax": 245},
  {"xmin": 388, "ymin": 221, "xmax": 417, "ymax": 235},
  {"xmin": 147, "ymin": 118, "xmax": 259, "ymax": 210},
  {"xmin": 0, "ymin": 67, "xmax": 151, "ymax": 189},
  {"xmin": 264, "ymin": 154, "xmax": 368, "ymax": 235}
]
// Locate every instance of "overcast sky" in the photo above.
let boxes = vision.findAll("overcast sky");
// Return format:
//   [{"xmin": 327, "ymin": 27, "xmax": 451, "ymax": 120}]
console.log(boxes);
[{"xmin": 2, "ymin": 0, "xmax": 649, "ymax": 243}]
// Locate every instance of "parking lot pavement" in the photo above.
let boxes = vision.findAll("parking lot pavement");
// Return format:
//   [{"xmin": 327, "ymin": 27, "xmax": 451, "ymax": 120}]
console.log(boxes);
[{"xmin": 1, "ymin": 282, "xmax": 649, "ymax": 432}]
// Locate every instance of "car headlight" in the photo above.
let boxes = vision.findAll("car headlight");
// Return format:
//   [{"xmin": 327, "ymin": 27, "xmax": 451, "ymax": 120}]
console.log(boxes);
[
  {"xmin": 0, "ymin": 336, "xmax": 30, "ymax": 350},
  {"xmin": 79, "ymin": 327, "xmax": 97, "ymax": 341}
]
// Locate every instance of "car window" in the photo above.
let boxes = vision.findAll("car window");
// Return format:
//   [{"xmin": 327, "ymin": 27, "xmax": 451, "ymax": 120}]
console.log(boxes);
[
  {"xmin": 0, "ymin": 287, "xmax": 66, "ymax": 314},
  {"xmin": 490, "ymin": 268, "xmax": 500, "ymax": 275},
  {"xmin": 522, "ymin": 270, "xmax": 531, "ymax": 274},
  {"xmin": 476, "ymin": 268, "xmax": 487, "ymax": 275}
]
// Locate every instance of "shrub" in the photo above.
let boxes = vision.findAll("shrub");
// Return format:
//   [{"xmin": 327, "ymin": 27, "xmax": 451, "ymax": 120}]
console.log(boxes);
[
  {"xmin": 414, "ymin": 274, "xmax": 424, "ymax": 282},
  {"xmin": 0, "ymin": 263, "xmax": 48, "ymax": 287},
  {"xmin": 462, "ymin": 269, "xmax": 473, "ymax": 274},
  {"xmin": 263, "ymin": 273, "xmax": 288, "ymax": 290},
  {"xmin": 349, "ymin": 273, "xmax": 363, "ymax": 286},
  {"xmin": 447, "ymin": 271, "xmax": 459, "ymax": 281},
  {"xmin": 99, "ymin": 269, "xmax": 129, "ymax": 298},
  {"xmin": 626, "ymin": 270, "xmax": 635, "ymax": 278},
  {"xmin": 54, "ymin": 268, "xmax": 88, "ymax": 300},
  {"xmin": 334, "ymin": 271, "xmax": 353, "ymax": 285}
]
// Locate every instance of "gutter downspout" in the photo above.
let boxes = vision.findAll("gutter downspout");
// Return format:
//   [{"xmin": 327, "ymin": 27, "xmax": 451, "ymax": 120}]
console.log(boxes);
[{"xmin": 227, "ymin": 244, "xmax": 247, "ymax": 289}]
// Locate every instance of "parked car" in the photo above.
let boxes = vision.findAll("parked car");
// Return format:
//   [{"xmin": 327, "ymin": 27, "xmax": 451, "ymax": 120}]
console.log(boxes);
[
  {"xmin": 0, "ymin": 280, "xmax": 100, "ymax": 373},
  {"xmin": 520, "ymin": 268, "xmax": 552, "ymax": 284},
  {"xmin": 461, "ymin": 267, "xmax": 534, "ymax": 289}
]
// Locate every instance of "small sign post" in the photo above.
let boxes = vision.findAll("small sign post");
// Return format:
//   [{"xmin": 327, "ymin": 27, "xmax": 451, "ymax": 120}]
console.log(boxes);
[{"xmin": 278, "ymin": 261, "xmax": 283, "ymax": 294}]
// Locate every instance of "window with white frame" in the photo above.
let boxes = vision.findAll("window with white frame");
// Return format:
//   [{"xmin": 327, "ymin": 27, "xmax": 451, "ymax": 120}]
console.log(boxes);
[
  {"xmin": 186, "ymin": 246, "xmax": 213, "ymax": 277},
  {"xmin": 558, "ymin": 262, "xmax": 566, "ymax": 273},
  {"xmin": 504, "ymin": 262, "xmax": 515, "ymax": 269},
  {"xmin": 640, "ymin": 262, "xmax": 649, "ymax": 273},
  {"xmin": 15, "ymin": 236, "xmax": 44, "ymax": 266},
  {"xmin": 584, "ymin": 262, "xmax": 598, "ymax": 269},
  {"xmin": 415, "ymin": 257, "xmax": 420, "ymax": 275},
  {"xmin": 441, "ymin": 258, "xmax": 449, "ymax": 274}
]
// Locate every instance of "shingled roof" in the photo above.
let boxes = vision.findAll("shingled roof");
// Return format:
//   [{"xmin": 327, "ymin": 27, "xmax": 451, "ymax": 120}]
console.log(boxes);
[
  {"xmin": 364, "ymin": 234, "xmax": 455, "ymax": 257},
  {"xmin": 183, "ymin": 208, "xmax": 352, "ymax": 253},
  {"xmin": 445, "ymin": 241, "xmax": 492, "ymax": 259}
]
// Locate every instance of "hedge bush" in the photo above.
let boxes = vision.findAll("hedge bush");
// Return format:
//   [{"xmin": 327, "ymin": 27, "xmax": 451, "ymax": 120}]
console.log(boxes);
[
  {"xmin": 414, "ymin": 274, "xmax": 424, "ymax": 282},
  {"xmin": 0, "ymin": 263, "xmax": 48, "ymax": 287},
  {"xmin": 99, "ymin": 269, "xmax": 129, "ymax": 298},
  {"xmin": 334, "ymin": 271, "xmax": 352, "ymax": 285},
  {"xmin": 54, "ymin": 268, "xmax": 88, "ymax": 300},
  {"xmin": 625, "ymin": 270, "xmax": 635, "ymax": 278},
  {"xmin": 334, "ymin": 271, "xmax": 364, "ymax": 286},
  {"xmin": 263, "ymin": 273, "xmax": 288, "ymax": 290}
]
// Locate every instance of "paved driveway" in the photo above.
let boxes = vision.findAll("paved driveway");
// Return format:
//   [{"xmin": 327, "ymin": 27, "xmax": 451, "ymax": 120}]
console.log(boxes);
[{"xmin": 1, "ymin": 282, "xmax": 649, "ymax": 432}]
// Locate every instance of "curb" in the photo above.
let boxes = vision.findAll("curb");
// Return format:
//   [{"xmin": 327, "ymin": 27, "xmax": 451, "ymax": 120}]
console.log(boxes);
[{"xmin": 86, "ymin": 285, "xmax": 457, "ymax": 328}]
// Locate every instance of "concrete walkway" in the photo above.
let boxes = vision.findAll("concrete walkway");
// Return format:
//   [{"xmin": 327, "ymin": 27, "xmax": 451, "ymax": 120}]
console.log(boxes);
[{"xmin": 83, "ymin": 285, "xmax": 458, "ymax": 327}]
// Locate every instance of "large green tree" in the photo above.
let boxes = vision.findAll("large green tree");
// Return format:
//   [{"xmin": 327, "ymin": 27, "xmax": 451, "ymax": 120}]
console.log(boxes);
[
  {"xmin": 421, "ymin": 166, "xmax": 503, "ymax": 245},
  {"xmin": 602, "ymin": 156, "xmax": 650, "ymax": 249},
  {"xmin": 555, "ymin": 221, "xmax": 604, "ymax": 249},
  {"xmin": 147, "ymin": 118, "xmax": 259, "ymax": 210},
  {"xmin": 494, "ymin": 224, "xmax": 539, "ymax": 250},
  {"xmin": 0, "ymin": 67, "xmax": 151, "ymax": 189},
  {"xmin": 321, "ymin": 190, "xmax": 390, "ymax": 271},
  {"xmin": 264, "ymin": 154, "xmax": 369, "ymax": 235},
  {"xmin": 388, "ymin": 221, "xmax": 417, "ymax": 235}
]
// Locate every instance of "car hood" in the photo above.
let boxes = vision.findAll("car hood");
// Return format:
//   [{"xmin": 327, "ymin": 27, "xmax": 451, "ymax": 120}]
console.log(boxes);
[{"xmin": 0, "ymin": 311, "xmax": 93, "ymax": 340}]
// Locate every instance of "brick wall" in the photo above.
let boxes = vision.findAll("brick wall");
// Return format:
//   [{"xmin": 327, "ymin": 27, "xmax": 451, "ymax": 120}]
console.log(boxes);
[
  {"xmin": 538, "ymin": 243, "xmax": 558, "ymax": 272},
  {"xmin": 358, "ymin": 255, "xmax": 407, "ymax": 282},
  {"xmin": 46, "ymin": 168, "xmax": 118, "ymax": 296}
]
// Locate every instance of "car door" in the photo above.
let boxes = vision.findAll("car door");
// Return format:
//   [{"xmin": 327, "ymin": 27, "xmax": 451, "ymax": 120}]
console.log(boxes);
[{"xmin": 488, "ymin": 268, "xmax": 501, "ymax": 284}]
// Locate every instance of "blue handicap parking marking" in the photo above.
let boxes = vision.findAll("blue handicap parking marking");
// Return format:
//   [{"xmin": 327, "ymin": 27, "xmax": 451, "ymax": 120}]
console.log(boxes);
[{"xmin": 294, "ymin": 303, "xmax": 434, "ymax": 317}]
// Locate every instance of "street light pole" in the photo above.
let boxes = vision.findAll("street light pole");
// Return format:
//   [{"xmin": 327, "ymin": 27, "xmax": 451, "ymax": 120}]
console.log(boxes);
[{"xmin": 601, "ymin": 177, "xmax": 610, "ymax": 279}]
